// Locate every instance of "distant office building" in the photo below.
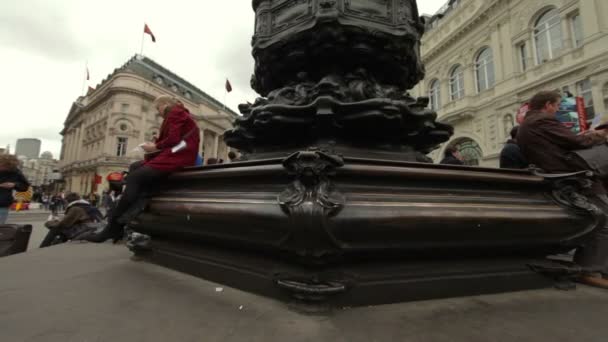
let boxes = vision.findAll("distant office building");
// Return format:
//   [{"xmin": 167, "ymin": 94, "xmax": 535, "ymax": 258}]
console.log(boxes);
[
  {"xmin": 15, "ymin": 139, "xmax": 41, "ymax": 159},
  {"xmin": 18, "ymin": 151, "xmax": 59, "ymax": 188}
]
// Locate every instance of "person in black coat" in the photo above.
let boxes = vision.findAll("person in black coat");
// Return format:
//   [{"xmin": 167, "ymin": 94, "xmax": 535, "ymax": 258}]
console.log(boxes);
[
  {"xmin": 0, "ymin": 154, "xmax": 31, "ymax": 224},
  {"xmin": 499, "ymin": 126, "xmax": 528, "ymax": 169},
  {"xmin": 440, "ymin": 147, "xmax": 464, "ymax": 165}
]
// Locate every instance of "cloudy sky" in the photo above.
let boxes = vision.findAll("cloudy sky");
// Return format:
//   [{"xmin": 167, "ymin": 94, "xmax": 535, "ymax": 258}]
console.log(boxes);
[{"xmin": 0, "ymin": 0, "xmax": 446, "ymax": 158}]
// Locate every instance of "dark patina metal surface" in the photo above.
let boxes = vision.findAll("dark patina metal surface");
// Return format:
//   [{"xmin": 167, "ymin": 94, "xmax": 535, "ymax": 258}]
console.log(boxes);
[{"xmin": 130, "ymin": 0, "xmax": 603, "ymax": 306}]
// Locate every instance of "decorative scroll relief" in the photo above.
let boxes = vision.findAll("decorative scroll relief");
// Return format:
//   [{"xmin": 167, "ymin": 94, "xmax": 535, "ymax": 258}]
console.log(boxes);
[
  {"xmin": 397, "ymin": 0, "xmax": 413, "ymax": 23},
  {"xmin": 345, "ymin": 0, "xmax": 391, "ymax": 19},
  {"xmin": 271, "ymin": 0, "xmax": 313, "ymax": 33}
]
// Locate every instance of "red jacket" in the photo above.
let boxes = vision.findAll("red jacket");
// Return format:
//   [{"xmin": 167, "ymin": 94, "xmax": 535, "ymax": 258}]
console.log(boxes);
[{"xmin": 144, "ymin": 104, "xmax": 200, "ymax": 172}]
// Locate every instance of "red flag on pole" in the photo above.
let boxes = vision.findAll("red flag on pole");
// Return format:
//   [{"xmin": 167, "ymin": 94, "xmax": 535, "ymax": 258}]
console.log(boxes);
[
  {"xmin": 144, "ymin": 23, "xmax": 156, "ymax": 42},
  {"xmin": 225, "ymin": 79, "xmax": 233, "ymax": 93}
]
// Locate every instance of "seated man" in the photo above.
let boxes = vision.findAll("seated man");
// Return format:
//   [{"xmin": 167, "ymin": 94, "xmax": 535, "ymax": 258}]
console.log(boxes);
[
  {"xmin": 499, "ymin": 126, "xmax": 528, "ymax": 169},
  {"xmin": 440, "ymin": 147, "xmax": 464, "ymax": 165},
  {"xmin": 86, "ymin": 95, "xmax": 200, "ymax": 243},
  {"xmin": 517, "ymin": 90, "xmax": 608, "ymax": 288},
  {"xmin": 40, "ymin": 192, "xmax": 103, "ymax": 248}
]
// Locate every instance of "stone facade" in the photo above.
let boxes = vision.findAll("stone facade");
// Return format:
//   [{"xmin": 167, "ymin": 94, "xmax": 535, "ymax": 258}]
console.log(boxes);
[
  {"xmin": 59, "ymin": 55, "xmax": 238, "ymax": 195},
  {"xmin": 18, "ymin": 152, "xmax": 58, "ymax": 188},
  {"xmin": 411, "ymin": 0, "xmax": 608, "ymax": 166}
]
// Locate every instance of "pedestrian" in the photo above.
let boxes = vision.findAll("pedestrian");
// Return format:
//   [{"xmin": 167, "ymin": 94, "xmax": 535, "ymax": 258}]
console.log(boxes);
[
  {"xmin": 0, "ymin": 154, "xmax": 31, "ymax": 224},
  {"xmin": 88, "ymin": 192, "xmax": 99, "ymax": 207},
  {"xmin": 499, "ymin": 126, "xmax": 528, "ymax": 169},
  {"xmin": 41, "ymin": 193, "xmax": 49, "ymax": 211},
  {"xmin": 40, "ymin": 192, "xmax": 103, "ymax": 248},
  {"xmin": 440, "ymin": 147, "xmax": 465, "ymax": 165},
  {"xmin": 86, "ymin": 95, "xmax": 200, "ymax": 243},
  {"xmin": 518, "ymin": 90, "xmax": 608, "ymax": 288}
]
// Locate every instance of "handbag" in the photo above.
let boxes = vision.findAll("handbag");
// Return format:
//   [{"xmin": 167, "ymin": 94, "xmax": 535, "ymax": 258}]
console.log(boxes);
[{"xmin": 570, "ymin": 144, "xmax": 608, "ymax": 178}]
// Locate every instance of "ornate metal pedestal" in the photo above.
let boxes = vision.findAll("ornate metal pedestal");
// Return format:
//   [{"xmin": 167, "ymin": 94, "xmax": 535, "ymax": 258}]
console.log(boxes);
[{"xmin": 129, "ymin": 0, "xmax": 603, "ymax": 305}]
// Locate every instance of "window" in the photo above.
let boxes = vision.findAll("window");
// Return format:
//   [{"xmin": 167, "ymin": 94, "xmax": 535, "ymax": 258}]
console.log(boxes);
[
  {"xmin": 184, "ymin": 91, "xmax": 192, "ymax": 99},
  {"xmin": 475, "ymin": 48, "xmax": 495, "ymax": 92},
  {"xmin": 428, "ymin": 79, "xmax": 441, "ymax": 110},
  {"xmin": 449, "ymin": 65, "xmax": 465, "ymax": 100},
  {"xmin": 154, "ymin": 75, "xmax": 164, "ymax": 85},
  {"xmin": 518, "ymin": 43, "xmax": 529, "ymax": 71},
  {"xmin": 121, "ymin": 103, "xmax": 130, "ymax": 113},
  {"xmin": 170, "ymin": 84, "xmax": 179, "ymax": 92},
  {"xmin": 119, "ymin": 123, "xmax": 128, "ymax": 132},
  {"xmin": 534, "ymin": 9, "xmax": 563, "ymax": 64},
  {"xmin": 116, "ymin": 137, "xmax": 128, "ymax": 157},
  {"xmin": 570, "ymin": 14, "xmax": 583, "ymax": 48},
  {"xmin": 577, "ymin": 79, "xmax": 595, "ymax": 119}
]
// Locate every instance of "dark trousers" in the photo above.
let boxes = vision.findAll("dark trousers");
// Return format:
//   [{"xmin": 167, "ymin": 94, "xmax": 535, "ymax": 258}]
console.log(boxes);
[
  {"xmin": 574, "ymin": 194, "xmax": 608, "ymax": 273},
  {"xmin": 109, "ymin": 161, "xmax": 168, "ymax": 224},
  {"xmin": 39, "ymin": 228, "xmax": 66, "ymax": 248}
]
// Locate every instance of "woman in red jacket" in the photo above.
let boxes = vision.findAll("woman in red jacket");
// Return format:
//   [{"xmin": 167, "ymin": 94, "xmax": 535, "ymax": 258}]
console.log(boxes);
[{"xmin": 87, "ymin": 95, "xmax": 200, "ymax": 242}]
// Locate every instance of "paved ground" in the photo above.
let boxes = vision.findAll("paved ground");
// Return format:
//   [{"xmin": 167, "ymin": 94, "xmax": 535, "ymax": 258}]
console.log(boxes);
[
  {"xmin": 6, "ymin": 209, "xmax": 56, "ymax": 250},
  {"xmin": 1, "ymin": 243, "xmax": 608, "ymax": 342}
]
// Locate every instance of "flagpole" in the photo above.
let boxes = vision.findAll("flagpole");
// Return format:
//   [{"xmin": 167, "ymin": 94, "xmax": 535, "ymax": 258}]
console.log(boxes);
[
  {"xmin": 81, "ymin": 61, "xmax": 87, "ymax": 96},
  {"xmin": 140, "ymin": 25, "xmax": 145, "ymax": 56}
]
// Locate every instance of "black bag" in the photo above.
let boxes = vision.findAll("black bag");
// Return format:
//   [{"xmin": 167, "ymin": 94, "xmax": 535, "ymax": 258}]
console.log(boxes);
[
  {"xmin": 0, "ymin": 224, "xmax": 32, "ymax": 257},
  {"xmin": 571, "ymin": 144, "xmax": 608, "ymax": 178}
]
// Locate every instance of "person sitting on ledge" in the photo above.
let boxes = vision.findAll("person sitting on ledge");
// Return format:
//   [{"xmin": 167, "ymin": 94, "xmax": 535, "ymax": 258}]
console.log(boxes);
[
  {"xmin": 517, "ymin": 90, "xmax": 608, "ymax": 289},
  {"xmin": 86, "ymin": 95, "xmax": 200, "ymax": 243},
  {"xmin": 440, "ymin": 147, "xmax": 464, "ymax": 165},
  {"xmin": 499, "ymin": 126, "xmax": 528, "ymax": 169},
  {"xmin": 40, "ymin": 192, "xmax": 103, "ymax": 248}
]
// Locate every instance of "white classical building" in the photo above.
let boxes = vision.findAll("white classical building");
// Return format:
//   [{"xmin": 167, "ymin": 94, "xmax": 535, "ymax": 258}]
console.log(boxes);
[
  {"xmin": 59, "ymin": 55, "xmax": 238, "ymax": 195},
  {"xmin": 411, "ymin": 0, "xmax": 608, "ymax": 166}
]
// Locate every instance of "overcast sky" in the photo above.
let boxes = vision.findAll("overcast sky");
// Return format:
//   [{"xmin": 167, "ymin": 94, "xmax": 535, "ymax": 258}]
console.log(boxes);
[{"xmin": 0, "ymin": 0, "xmax": 446, "ymax": 158}]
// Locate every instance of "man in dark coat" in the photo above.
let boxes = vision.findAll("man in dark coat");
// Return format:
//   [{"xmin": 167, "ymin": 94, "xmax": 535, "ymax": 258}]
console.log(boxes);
[
  {"xmin": 517, "ymin": 90, "xmax": 608, "ymax": 289},
  {"xmin": 499, "ymin": 126, "xmax": 528, "ymax": 169},
  {"xmin": 0, "ymin": 154, "xmax": 30, "ymax": 224},
  {"xmin": 40, "ymin": 192, "xmax": 102, "ymax": 248},
  {"xmin": 440, "ymin": 147, "xmax": 464, "ymax": 165}
]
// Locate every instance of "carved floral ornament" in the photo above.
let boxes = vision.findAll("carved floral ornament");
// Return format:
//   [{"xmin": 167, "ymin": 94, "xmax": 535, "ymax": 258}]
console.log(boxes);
[{"xmin": 226, "ymin": 0, "xmax": 452, "ymax": 159}]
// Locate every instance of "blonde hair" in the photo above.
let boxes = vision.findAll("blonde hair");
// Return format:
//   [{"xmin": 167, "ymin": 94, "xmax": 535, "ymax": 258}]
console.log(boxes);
[
  {"xmin": 153, "ymin": 95, "xmax": 178, "ymax": 108},
  {"xmin": 0, "ymin": 154, "xmax": 19, "ymax": 171}
]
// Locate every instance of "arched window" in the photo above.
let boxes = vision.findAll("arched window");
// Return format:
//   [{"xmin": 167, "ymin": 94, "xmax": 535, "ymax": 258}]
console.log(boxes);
[
  {"xmin": 451, "ymin": 138, "xmax": 483, "ymax": 166},
  {"xmin": 475, "ymin": 48, "xmax": 495, "ymax": 92},
  {"xmin": 449, "ymin": 65, "xmax": 465, "ymax": 100},
  {"xmin": 429, "ymin": 79, "xmax": 441, "ymax": 110},
  {"xmin": 503, "ymin": 114, "xmax": 514, "ymax": 138},
  {"xmin": 534, "ymin": 9, "xmax": 563, "ymax": 64}
]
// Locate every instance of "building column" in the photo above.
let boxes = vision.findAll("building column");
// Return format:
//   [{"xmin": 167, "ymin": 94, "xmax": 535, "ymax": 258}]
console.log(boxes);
[
  {"xmin": 490, "ymin": 25, "xmax": 503, "ymax": 83},
  {"xmin": 213, "ymin": 134, "xmax": 219, "ymax": 158},
  {"xmin": 464, "ymin": 62, "xmax": 476, "ymax": 96}
]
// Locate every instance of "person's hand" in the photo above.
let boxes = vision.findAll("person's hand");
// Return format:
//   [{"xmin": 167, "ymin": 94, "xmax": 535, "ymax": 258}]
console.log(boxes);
[
  {"xmin": 141, "ymin": 142, "xmax": 158, "ymax": 153},
  {"xmin": 0, "ymin": 182, "xmax": 15, "ymax": 189}
]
